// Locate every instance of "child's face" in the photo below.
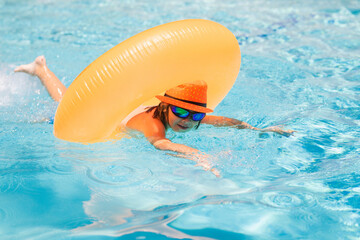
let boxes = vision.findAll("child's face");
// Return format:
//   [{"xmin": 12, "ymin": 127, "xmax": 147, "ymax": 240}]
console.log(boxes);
[{"xmin": 168, "ymin": 107, "xmax": 198, "ymax": 132}]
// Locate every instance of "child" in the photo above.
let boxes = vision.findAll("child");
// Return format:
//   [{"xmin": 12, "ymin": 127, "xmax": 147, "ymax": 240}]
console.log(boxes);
[{"xmin": 15, "ymin": 56, "xmax": 294, "ymax": 176}]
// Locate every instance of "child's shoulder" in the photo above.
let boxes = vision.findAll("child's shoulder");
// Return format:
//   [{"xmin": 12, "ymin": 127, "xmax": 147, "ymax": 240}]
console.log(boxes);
[{"xmin": 127, "ymin": 109, "xmax": 165, "ymax": 136}]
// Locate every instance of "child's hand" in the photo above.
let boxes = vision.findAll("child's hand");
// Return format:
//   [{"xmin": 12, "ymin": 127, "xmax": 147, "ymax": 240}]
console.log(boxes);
[
  {"xmin": 263, "ymin": 125, "xmax": 296, "ymax": 137},
  {"xmin": 193, "ymin": 153, "xmax": 221, "ymax": 178},
  {"xmin": 168, "ymin": 152, "xmax": 221, "ymax": 177}
]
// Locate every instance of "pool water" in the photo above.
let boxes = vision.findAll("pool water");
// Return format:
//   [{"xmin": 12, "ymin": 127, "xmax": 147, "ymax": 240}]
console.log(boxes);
[{"xmin": 1, "ymin": 0, "xmax": 360, "ymax": 239}]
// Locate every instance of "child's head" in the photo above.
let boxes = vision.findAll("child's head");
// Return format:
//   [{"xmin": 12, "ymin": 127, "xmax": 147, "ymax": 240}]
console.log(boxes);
[{"xmin": 153, "ymin": 80, "xmax": 213, "ymax": 132}]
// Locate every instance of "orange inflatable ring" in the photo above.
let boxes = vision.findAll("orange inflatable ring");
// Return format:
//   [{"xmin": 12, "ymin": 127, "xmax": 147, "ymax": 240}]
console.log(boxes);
[{"xmin": 54, "ymin": 19, "xmax": 241, "ymax": 143}]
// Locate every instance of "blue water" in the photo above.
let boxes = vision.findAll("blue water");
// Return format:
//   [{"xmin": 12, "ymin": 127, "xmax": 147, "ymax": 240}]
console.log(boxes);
[{"xmin": 1, "ymin": 0, "xmax": 360, "ymax": 239}]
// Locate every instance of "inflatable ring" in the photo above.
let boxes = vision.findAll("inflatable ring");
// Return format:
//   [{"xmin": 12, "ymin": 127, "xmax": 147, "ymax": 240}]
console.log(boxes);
[{"xmin": 54, "ymin": 19, "xmax": 241, "ymax": 143}]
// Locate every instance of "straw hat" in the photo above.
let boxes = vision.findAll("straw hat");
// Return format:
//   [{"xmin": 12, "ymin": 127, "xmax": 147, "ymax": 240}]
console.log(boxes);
[{"xmin": 156, "ymin": 80, "xmax": 213, "ymax": 113}]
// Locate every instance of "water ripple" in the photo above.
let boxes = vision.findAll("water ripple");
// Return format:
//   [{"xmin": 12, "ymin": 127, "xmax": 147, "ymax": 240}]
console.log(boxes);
[
  {"xmin": 294, "ymin": 210, "xmax": 318, "ymax": 226},
  {"xmin": 42, "ymin": 159, "xmax": 74, "ymax": 176},
  {"xmin": 0, "ymin": 173, "xmax": 22, "ymax": 193},
  {"xmin": 86, "ymin": 163, "xmax": 153, "ymax": 186},
  {"xmin": 260, "ymin": 191, "xmax": 316, "ymax": 209}
]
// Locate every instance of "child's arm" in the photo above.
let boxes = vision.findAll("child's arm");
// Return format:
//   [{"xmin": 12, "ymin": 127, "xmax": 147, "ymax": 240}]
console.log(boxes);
[
  {"xmin": 140, "ymin": 120, "xmax": 220, "ymax": 177},
  {"xmin": 202, "ymin": 115, "xmax": 295, "ymax": 136},
  {"xmin": 202, "ymin": 115, "xmax": 260, "ymax": 130},
  {"xmin": 152, "ymin": 138, "xmax": 199, "ymax": 153},
  {"xmin": 150, "ymin": 138, "xmax": 220, "ymax": 177}
]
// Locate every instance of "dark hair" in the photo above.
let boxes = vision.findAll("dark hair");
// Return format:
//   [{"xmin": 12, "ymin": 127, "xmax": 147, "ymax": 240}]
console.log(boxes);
[
  {"xmin": 146, "ymin": 103, "xmax": 202, "ymax": 130},
  {"xmin": 146, "ymin": 103, "xmax": 170, "ymax": 130}
]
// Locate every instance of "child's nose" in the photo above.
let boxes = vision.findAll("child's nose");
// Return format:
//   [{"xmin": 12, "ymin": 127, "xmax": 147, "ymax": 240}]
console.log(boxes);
[{"xmin": 182, "ymin": 117, "xmax": 195, "ymax": 124}]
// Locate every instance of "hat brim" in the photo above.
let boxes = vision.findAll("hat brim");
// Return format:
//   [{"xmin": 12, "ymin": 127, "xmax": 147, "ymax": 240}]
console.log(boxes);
[{"xmin": 156, "ymin": 95, "xmax": 213, "ymax": 113}]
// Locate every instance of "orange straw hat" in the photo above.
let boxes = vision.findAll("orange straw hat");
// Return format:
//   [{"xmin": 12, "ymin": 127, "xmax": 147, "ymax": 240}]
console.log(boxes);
[{"xmin": 156, "ymin": 80, "xmax": 213, "ymax": 113}]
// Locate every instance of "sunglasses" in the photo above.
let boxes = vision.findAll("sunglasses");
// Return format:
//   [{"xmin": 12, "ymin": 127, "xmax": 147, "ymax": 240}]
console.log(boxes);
[{"xmin": 170, "ymin": 106, "xmax": 206, "ymax": 121}]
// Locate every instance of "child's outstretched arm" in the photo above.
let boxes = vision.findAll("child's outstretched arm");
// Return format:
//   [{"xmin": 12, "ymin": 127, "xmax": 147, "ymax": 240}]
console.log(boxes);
[
  {"xmin": 151, "ymin": 138, "xmax": 220, "ymax": 177},
  {"xmin": 202, "ymin": 115, "xmax": 295, "ymax": 136},
  {"xmin": 135, "ymin": 119, "xmax": 220, "ymax": 177}
]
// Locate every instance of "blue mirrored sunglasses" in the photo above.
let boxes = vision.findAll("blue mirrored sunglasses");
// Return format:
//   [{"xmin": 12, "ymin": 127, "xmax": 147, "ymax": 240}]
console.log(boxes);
[{"xmin": 170, "ymin": 106, "xmax": 206, "ymax": 121}]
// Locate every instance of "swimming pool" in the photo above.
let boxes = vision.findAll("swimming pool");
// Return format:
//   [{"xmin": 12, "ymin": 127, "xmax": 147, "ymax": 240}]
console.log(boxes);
[{"xmin": 1, "ymin": 0, "xmax": 360, "ymax": 239}]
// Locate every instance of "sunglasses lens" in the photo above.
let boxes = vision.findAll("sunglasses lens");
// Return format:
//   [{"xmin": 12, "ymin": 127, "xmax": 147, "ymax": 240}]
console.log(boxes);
[
  {"xmin": 171, "ymin": 106, "xmax": 189, "ymax": 118},
  {"xmin": 192, "ymin": 113, "xmax": 206, "ymax": 121},
  {"xmin": 171, "ymin": 106, "xmax": 205, "ymax": 121}
]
